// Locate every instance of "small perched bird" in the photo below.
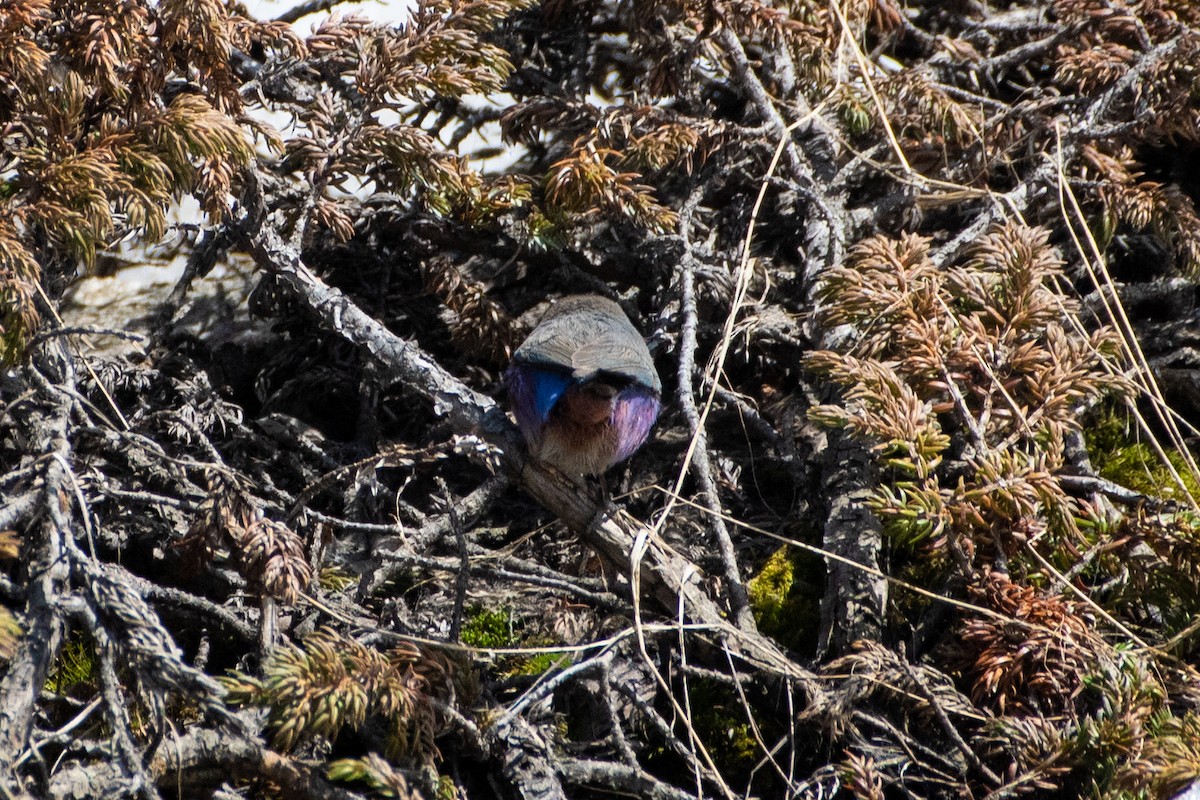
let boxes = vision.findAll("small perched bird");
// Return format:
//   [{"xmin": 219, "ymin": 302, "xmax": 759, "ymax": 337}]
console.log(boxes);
[{"xmin": 506, "ymin": 295, "xmax": 661, "ymax": 477}]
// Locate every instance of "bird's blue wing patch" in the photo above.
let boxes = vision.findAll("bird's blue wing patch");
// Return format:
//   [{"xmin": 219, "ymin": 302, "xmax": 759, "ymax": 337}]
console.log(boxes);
[{"xmin": 530, "ymin": 368, "xmax": 572, "ymax": 422}]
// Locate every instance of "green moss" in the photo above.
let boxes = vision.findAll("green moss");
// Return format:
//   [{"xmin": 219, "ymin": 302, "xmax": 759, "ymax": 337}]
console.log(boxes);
[
  {"xmin": 749, "ymin": 547, "xmax": 793, "ymax": 613},
  {"xmin": 748, "ymin": 546, "xmax": 820, "ymax": 651},
  {"xmin": 1086, "ymin": 408, "xmax": 1200, "ymax": 503},
  {"xmin": 640, "ymin": 679, "xmax": 782, "ymax": 784},
  {"xmin": 509, "ymin": 649, "xmax": 564, "ymax": 677},
  {"xmin": 460, "ymin": 606, "xmax": 514, "ymax": 649},
  {"xmin": 460, "ymin": 605, "xmax": 566, "ymax": 678},
  {"xmin": 1075, "ymin": 412, "xmax": 1200, "ymax": 635},
  {"xmin": 688, "ymin": 680, "xmax": 763, "ymax": 778}
]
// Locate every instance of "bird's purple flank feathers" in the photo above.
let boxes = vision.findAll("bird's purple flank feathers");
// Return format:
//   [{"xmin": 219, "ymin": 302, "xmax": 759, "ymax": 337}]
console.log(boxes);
[{"xmin": 611, "ymin": 385, "xmax": 660, "ymax": 464}]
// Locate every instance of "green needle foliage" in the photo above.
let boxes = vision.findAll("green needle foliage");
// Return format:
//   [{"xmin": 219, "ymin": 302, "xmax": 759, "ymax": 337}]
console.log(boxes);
[{"xmin": 222, "ymin": 627, "xmax": 452, "ymax": 761}]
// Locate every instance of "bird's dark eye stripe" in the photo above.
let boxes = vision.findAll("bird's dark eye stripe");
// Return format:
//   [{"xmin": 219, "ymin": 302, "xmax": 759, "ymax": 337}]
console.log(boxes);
[{"xmin": 590, "ymin": 372, "xmax": 636, "ymax": 390}]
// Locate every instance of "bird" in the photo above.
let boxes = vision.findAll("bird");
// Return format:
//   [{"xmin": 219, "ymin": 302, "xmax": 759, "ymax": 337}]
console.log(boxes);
[{"xmin": 506, "ymin": 295, "xmax": 661, "ymax": 477}]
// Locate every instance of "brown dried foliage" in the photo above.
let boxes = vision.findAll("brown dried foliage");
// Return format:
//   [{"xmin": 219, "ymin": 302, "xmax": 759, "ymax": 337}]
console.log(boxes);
[
  {"xmin": 946, "ymin": 575, "xmax": 1100, "ymax": 716},
  {"xmin": 0, "ymin": 0, "xmax": 262, "ymax": 362},
  {"xmin": 422, "ymin": 257, "xmax": 518, "ymax": 365},
  {"xmin": 809, "ymin": 223, "xmax": 1128, "ymax": 566},
  {"xmin": 180, "ymin": 472, "xmax": 312, "ymax": 604}
]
